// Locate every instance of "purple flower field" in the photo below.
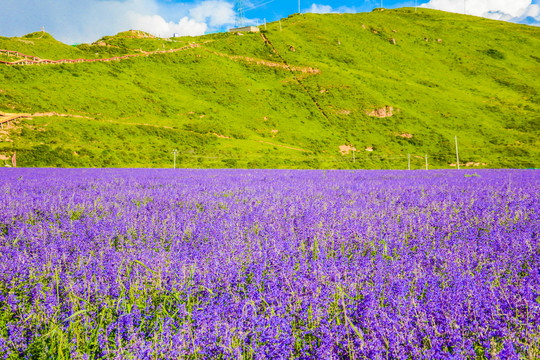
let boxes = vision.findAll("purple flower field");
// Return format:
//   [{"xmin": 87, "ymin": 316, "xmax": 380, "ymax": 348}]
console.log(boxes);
[{"xmin": 0, "ymin": 169, "xmax": 538, "ymax": 359}]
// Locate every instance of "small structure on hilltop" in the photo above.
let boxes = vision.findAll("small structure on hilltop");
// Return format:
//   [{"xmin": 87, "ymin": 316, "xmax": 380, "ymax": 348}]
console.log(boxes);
[{"xmin": 228, "ymin": 26, "xmax": 260, "ymax": 33}]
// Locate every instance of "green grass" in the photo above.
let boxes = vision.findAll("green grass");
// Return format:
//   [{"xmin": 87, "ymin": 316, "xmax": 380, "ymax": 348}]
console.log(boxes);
[{"xmin": 0, "ymin": 8, "xmax": 539, "ymax": 168}]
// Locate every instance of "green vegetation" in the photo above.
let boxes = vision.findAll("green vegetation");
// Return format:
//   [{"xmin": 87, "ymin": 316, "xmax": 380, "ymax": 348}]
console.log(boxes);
[
  {"xmin": 0, "ymin": 32, "xmax": 93, "ymax": 60},
  {"xmin": 0, "ymin": 8, "xmax": 539, "ymax": 168}
]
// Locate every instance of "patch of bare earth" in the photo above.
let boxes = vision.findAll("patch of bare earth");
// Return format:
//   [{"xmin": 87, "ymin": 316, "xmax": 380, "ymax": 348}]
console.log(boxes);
[
  {"xmin": 339, "ymin": 145, "xmax": 357, "ymax": 155},
  {"xmin": 368, "ymin": 106, "xmax": 398, "ymax": 118},
  {"xmin": 212, "ymin": 133, "xmax": 231, "ymax": 139},
  {"xmin": 397, "ymin": 133, "xmax": 412, "ymax": 139}
]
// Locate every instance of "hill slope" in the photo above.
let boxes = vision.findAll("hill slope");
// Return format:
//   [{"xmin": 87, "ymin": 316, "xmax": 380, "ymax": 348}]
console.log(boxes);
[{"xmin": 0, "ymin": 8, "xmax": 539, "ymax": 169}]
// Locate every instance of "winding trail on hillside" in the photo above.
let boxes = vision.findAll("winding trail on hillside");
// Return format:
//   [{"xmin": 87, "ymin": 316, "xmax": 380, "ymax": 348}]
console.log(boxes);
[
  {"xmin": 0, "ymin": 44, "xmax": 199, "ymax": 65},
  {"xmin": 0, "ymin": 36, "xmax": 323, "ymax": 154},
  {"xmin": 0, "ymin": 44, "xmax": 321, "ymax": 74},
  {"xmin": 203, "ymin": 48, "xmax": 320, "ymax": 74}
]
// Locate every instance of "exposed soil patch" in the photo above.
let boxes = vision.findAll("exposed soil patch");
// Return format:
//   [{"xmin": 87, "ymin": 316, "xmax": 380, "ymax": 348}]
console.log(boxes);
[
  {"xmin": 368, "ymin": 106, "xmax": 395, "ymax": 118},
  {"xmin": 397, "ymin": 133, "xmax": 412, "ymax": 139},
  {"xmin": 339, "ymin": 144, "xmax": 357, "ymax": 155}
]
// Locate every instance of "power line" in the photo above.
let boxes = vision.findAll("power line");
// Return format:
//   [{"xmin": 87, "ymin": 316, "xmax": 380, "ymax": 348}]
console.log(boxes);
[
  {"xmin": 234, "ymin": 0, "xmax": 246, "ymax": 27},
  {"xmin": 243, "ymin": 0, "xmax": 275, "ymax": 12}
]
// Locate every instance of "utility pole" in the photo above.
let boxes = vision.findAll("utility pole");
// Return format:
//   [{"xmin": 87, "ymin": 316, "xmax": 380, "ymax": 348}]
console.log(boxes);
[
  {"xmin": 455, "ymin": 136, "xmax": 460, "ymax": 170},
  {"xmin": 264, "ymin": 18, "xmax": 267, "ymax": 30},
  {"xmin": 172, "ymin": 149, "xmax": 178, "ymax": 169},
  {"xmin": 425, "ymin": 154, "xmax": 428, "ymax": 170},
  {"xmin": 298, "ymin": 0, "xmax": 300, "ymax": 14},
  {"xmin": 408, "ymin": 153, "xmax": 411, "ymax": 170}
]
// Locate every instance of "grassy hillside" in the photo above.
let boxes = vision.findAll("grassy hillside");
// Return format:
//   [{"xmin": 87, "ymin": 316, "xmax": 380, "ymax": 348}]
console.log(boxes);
[{"xmin": 0, "ymin": 8, "xmax": 539, "ymax": 169}]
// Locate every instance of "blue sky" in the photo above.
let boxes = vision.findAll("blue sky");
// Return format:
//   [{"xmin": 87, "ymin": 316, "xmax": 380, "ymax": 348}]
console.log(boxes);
[{"xmin": 0, "ymin": 0, "xmax": 539, "ymax": 44}]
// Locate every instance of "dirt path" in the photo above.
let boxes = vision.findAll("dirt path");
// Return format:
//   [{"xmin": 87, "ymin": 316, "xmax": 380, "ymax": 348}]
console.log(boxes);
[
  {"xmin": 0, "ymin": 44, "xmax": 199, "ymax": 66},
  {"xmin": 0, "ymin": 42, "xmax": 321, "ymax": 74},
  {"xmin": 204, "ymin": 49, "xmax": 320, "ymax": 74}
]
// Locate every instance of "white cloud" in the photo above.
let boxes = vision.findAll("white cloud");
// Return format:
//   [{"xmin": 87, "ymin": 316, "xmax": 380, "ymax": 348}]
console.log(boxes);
[
  {"xmin": 127, "ymin": 13, "xmax": 207, "ymax": 37},
  {"xmin": 189, "ymin": 0, "xmax": 235, "ymax": 28},
  {"xmin": 0, "ymin": 0, "xmax": 235, "ymax": 44},
  {"xmin": 421, "ymin": 0, "xmax": 540, "ymax": 25},
  {"xmin": 306, "ymin": 3, "xmax": 358, "ymax": 14},
  {"xmin": 308, "ymin": 4, "xmax": 334, "ymax": 13}
]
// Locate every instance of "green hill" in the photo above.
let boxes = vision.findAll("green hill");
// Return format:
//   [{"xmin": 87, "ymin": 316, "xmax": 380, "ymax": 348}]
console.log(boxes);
[{"xmin": 0, "ymin": 8, "xmax": 539, "ymax": 169}]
